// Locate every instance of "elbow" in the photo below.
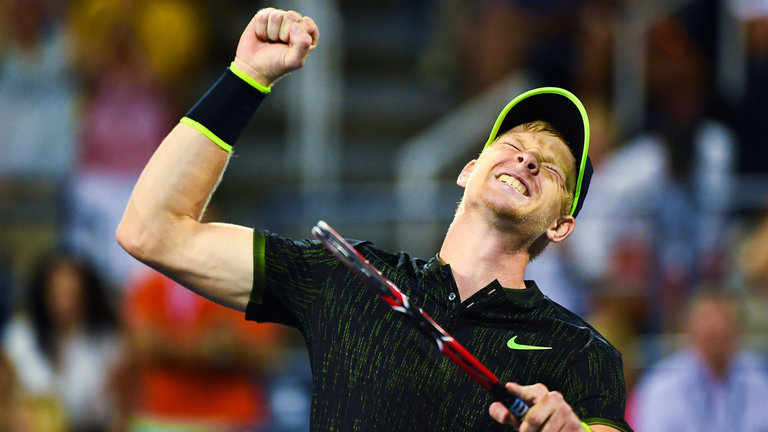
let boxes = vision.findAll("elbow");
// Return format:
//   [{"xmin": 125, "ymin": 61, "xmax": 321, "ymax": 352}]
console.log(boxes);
[
  {"xmin": 115, "ymin": 210, "xmax": 171, "ymax": 266},
  {"xmin": 116, "ymin": 200, "xmax": 198, "ymax": 271},
  {"xmin": 116, "ymin": 216, "xmax": 152, "ymax": 263},
  {"xmin": 116, "ymin": 209, "xmax": 192, "ymax": 270}
]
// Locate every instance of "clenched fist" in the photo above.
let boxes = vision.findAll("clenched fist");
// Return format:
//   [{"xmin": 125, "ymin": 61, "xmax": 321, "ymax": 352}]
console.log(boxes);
[{"xmin": 233, "ymin": 8, "xmax": 319, "ymax": 88}]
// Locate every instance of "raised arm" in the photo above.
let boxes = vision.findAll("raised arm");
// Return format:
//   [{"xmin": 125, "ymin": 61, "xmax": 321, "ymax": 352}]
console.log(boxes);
[{"xmin": 116, "ymin": 8, "xmax": 319, "ymax": 311}]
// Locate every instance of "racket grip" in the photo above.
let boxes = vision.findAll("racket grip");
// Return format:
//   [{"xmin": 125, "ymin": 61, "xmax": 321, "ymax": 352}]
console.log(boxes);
[{"xmin": 490, "ymin": 381, "xmax": 529, "ymax": 419}]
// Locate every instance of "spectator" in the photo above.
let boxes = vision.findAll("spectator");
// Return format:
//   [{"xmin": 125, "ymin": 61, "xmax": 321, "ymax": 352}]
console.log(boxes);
[
  {"xmin": 0, "ymin": 0, "xmax": 77, "ymax": 183},
  {"xmin": 421, "ymin": 0, "xmax": 618, "ymax": 99},
  {"xmin": 65, "ymin": 0, "xmax": 206, "ymax": 287},
  {"xmin": 629, "ymin": 290, "xmax": 768, "ymax": 432},
  {"xmin": 728, "ymin": 0, "xmax": 768, "ymax": 175},
  {"xmin": 0, "ymin": 0, "xmax": 78, "ymax": 302},
  {"xmin": 0, "ymin": 352, "xmax": 19, "ymax": 431},
  {"xmin": 1, "ymin": 252, "xmax": 124, "ymax": 432},
  {"xmin": 2, "ymin": 333, "xmax": 68, "ymax": 432},
  {"xmin": 737, "ymin": 211, "xmax": 768, "ymax": 353},
  {"xmin": 556, "ymin": 11, "xmax": 737, "ymax": 331},
  {"xmin": 122, "ymin": 269, "xmax": 286, "ymax": 431}
]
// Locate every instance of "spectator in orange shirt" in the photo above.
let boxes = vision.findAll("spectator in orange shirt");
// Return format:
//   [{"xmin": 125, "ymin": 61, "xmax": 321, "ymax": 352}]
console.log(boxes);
[{"xmin": 122, "ymin": 269, "xmax": 286, "ymax": 431}]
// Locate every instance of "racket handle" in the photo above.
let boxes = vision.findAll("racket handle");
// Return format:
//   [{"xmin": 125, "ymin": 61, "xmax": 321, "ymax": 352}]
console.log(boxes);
[{"xmin": 490, "ymin": 381, "xmax": 529, "ymax": 419}]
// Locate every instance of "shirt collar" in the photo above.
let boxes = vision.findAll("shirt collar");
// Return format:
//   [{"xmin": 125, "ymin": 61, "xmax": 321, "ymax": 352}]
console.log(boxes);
[{"xmin": 423, "ymin": 255, "xmax": 545, "ymax": 313}]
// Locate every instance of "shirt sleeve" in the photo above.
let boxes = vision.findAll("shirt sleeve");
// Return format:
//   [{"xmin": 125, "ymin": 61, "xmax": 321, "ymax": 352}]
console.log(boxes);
[
  {"xmin": 244, "ymin": 229, "xmax": 339, "ymax": 331},
  {"xmin": 561, "ymin": 338, "xmax": 634, "ymax": 432}
]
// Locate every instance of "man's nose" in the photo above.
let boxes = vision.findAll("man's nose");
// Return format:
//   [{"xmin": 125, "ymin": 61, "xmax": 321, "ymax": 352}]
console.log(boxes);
[{"xmin": 516, "ymin": 152, "xmax": 539, "ymax": 174}]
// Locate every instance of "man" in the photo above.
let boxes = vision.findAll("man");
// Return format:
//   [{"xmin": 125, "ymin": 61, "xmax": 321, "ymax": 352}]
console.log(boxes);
[
  {"xmin": 630, "ymin": 291, "xmax": 768, "ymax": 432},
  {"xmin": 117, "ymin": 8, "xmax": 631, "ymax": 431}
]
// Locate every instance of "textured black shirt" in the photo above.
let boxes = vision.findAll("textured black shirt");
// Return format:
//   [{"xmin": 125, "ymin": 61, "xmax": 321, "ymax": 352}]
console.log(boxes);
[{"xmin": 246, "ymin": 231, "xmax": 632, "ymax": 431}]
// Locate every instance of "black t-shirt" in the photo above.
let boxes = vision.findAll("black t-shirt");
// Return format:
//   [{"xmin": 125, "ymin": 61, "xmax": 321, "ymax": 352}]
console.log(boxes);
[{"xmin": 246, "ymin": 230, "xmax": 632, "ymax": 432}]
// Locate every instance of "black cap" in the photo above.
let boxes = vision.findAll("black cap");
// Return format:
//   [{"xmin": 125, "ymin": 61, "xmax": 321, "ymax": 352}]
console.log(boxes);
[{"xmin": 482, "ymin": 87, "xmax": 592, "ymax": 217}]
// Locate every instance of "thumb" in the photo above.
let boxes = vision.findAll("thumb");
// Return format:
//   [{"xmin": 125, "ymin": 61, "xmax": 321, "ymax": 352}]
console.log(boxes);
[
  {"xmin": 284, "ymin": 22, "xmax": 313, "ymax": 70},
  {"xmin": 506, "ymin": 382, "xmax": 549, "ymax": 405}
]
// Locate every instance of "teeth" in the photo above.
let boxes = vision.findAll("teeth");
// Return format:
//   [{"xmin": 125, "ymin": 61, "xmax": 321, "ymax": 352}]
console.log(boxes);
[{"xmin": 498, "ymin": 174, "xmax": 528, "ymax": 196}]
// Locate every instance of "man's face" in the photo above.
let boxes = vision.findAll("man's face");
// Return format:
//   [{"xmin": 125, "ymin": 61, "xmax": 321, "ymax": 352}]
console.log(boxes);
[
  {"xmin": 458, "ymin": 125, "xmax": 576, "ymax": 235},
  {"xmin": 687, "ymin": 298, "xmax": 740, "ymax": 376}
]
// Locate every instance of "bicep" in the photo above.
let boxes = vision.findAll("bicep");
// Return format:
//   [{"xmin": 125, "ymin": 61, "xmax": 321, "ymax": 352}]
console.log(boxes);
[{"xmin": 155, "ymin": 221, "xmax": 254, "ymax": 312}]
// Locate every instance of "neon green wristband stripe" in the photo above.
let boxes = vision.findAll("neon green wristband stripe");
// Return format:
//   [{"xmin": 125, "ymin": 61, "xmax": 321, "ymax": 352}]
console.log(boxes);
[
  {"xmin": 581, "ymin": 422, "xmax": 593, "ymax": 432},
  {"xmin": 180, "ymin": 116, "xmax": 233, "ymax": 152},
  {"xmin": 229, "ymin": 61, "xmax": 272, "ymax": 94}
]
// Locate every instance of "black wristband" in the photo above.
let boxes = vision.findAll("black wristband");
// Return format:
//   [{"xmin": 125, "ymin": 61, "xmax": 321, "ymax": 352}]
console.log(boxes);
[{"xmin": 182, "ymin": 67, "xmax": 268, "ymax": 150}]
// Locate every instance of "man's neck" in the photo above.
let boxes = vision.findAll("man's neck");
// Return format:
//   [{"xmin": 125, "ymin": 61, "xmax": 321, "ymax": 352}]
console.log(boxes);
[{"xmin": 439, "ymin": 213, "xmax": 531, "ymax": 301}]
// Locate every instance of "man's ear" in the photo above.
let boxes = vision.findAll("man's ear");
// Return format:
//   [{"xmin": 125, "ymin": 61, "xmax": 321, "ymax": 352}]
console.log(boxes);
[
  {"xmin": 546, "ymin": 215, "xmax": 575, "ymax": 243},
  {"xmin": 457, "ymin": 160, "xmax": 477, "ymax": 188}
]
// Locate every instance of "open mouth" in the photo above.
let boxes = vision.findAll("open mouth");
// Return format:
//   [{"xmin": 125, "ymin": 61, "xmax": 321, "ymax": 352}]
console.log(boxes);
[{"xmin": 497, "ymin": 174, "xmax": 529, "ymax": 197}]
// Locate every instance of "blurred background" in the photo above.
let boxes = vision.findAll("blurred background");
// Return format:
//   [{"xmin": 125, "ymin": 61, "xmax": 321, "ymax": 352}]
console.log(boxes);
[{"xmin": 1, "ymin": 0, "xmax": 767, "ymax": 430}]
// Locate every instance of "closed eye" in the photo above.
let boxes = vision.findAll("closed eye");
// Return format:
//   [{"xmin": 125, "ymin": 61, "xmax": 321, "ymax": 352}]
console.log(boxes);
[{"xmin": 545, "ymin": 164, "xmax": 566, "ymax": 188}]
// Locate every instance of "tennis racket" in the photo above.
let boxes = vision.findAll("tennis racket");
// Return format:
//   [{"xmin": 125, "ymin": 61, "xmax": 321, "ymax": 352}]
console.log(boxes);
[{"xmin": 311, "ymin": 220, "xmax": 529, "ymax": 420}]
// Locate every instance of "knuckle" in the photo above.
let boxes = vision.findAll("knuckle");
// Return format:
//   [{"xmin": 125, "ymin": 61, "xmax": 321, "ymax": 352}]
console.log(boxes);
[
  {"xmin": 525, "ymin": 411, "xmax": 544, "ymax": 427},
  {"xmin": 256, "ymin": 11, "xmax": 269, "ymax": 24},
  {"xmin": 548, "ymin": 390, "xmax": 564, "ymax": 402}
]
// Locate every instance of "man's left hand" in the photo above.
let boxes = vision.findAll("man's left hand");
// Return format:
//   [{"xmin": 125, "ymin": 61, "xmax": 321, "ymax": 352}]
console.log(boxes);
[{"xmin": 489, "ymin": 382, "xmax": 584, "ymax": 431}]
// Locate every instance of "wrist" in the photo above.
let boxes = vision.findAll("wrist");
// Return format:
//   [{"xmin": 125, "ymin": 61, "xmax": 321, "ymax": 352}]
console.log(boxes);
[
  {"xmin": 182, "ymin": 65, "xmax": 268, "ymax": 152},
  {"xmin": 232, "ymin": 57, "xmax": 274, "ymax": 91}
]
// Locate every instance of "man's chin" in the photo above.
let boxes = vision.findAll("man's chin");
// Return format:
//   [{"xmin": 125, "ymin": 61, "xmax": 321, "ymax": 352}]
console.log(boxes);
[{"xmin": 487, "ymin": 202, "xmax": 551, "ymax": 232}]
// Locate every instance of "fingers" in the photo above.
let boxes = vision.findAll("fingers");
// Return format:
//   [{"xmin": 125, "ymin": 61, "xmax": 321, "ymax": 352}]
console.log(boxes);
[
  {"xmin": 300, "ymin": 16, "xmax": 320, "ymax": 48},
  {"xmin": 522, "ymin": 391, "xmax": 579, "ymax": 432},
  {"xmin": 488, "ymin": 402, "xmax": 519, "ymax": 428},
  {"xmin": 279, "ymin": 11, "xmax": 302, "ymax": 42},
  {"xmin": 507, "ymin": 382, "xmax": 549, "ymax": 404},
  {"xmin": 253, "ymin": 8, "xmax": 318, "ymax": 48},
  {"xmin": 490, "ymin": 383, "xmax": 582, "ymax": 432},
  {"xmin": 253, "ymin": 7, "xmax": 274, "ymax": 42},
  {"xmin": 284, "ymin": 22, "xmax": 313, "ymax": 69}
]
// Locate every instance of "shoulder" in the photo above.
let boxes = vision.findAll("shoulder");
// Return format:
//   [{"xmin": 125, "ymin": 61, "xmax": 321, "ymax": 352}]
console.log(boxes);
[
  {"xmin": 261, "ymin": 229, "xmax": 397, "ymax": 261},
  {"xmin": 259, "ymin": 229, "xmax": 429, "ymax": 283},
  {"xmin": 544, "ymin": 297, "xmax": 621, "ymax": 357}
]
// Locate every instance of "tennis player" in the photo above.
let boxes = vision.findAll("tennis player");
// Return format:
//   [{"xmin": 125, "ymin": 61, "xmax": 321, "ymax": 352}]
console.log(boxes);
[{"xmin": 117, "ymin": 8, "xmax": 632, "ymax": 432}]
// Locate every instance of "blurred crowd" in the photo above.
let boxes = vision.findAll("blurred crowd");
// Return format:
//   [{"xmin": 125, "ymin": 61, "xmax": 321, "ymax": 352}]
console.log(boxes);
[{"xmin": 1, "ymin": 0, "xmax": 768, "ymax": 430}]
